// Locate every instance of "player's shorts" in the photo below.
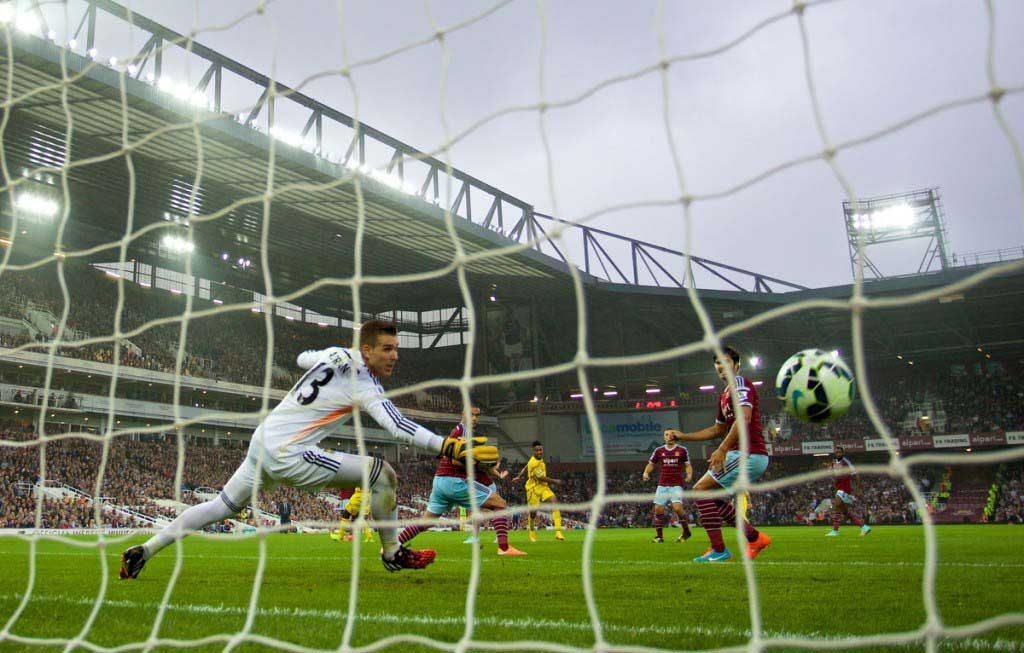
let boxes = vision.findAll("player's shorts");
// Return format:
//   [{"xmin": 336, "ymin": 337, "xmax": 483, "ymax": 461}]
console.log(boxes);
[
  {"xmin": 526, "ymin": 486, "xmax": 556, "ymax": 507},
  {"xmin": 708, "ymin": 451, "xmax": 769, "ymax": 491},
  {"xmin": 835, "ymin": 490, "xmax": 856, "ymax": 505},
  {"xmin": 653, "ymin": 485, "xmax": 684, "ymax": 506},
  {"xmin": 427, "ymin": 476, "xmax": 495, "ymax": 514},
  {"xmin": 220, "ymin": 442, "xmax": 381, "ymax": 515}
]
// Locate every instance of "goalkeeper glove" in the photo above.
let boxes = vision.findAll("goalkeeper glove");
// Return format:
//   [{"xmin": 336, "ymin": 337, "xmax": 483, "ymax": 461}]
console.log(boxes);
[{"xmin": 441, "ymin": 435, "xmax": 499, "ymax": 466}]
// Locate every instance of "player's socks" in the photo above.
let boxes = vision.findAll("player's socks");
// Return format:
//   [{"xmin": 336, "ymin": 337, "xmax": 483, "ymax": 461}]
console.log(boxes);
[
  {"xmin": 654, "ymin": 512, "xmax": 667, "ymax": 540},
  {"xmin": 552, "ymin": 510, "xmax": 563, "ymax": 531},
  {"xmin": 831, "ymin": 513, "xmax": 841, "ymax": 532},
  {"xmin": 143, "ymin": 494, "xmax": 235, "ymax": 557},
  {"xmin": 368, "ymin": 478, "xmax": 400, "ymax": 558},
  {"xmin": 696, "ymin": 499, "xmax": 726, "ymax": 552},
  {"xmin": 678, "ymin": 510, "xmax": 693, "ymax": 540},
  {"xmin": 493, "ymin": 516, "xmax": 510, "ymax": 551},
  {"xmin": 717, "ymin": 500, "xmax": 760, "ymax": 543},
  {"xmin": 399, "ymin": 524, "xmax": 425, "ymax": 545}
]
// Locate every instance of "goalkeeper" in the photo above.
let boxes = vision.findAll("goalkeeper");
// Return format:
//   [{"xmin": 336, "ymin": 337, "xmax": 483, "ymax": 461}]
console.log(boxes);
[{"xmin": 120, "ymin": 320, "xmax": 499, "ymax": 578}]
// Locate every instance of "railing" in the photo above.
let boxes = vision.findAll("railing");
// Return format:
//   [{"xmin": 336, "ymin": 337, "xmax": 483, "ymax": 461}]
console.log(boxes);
[{"xmin": 951, "ymin": 247, "xmax": 1024, "ymax": 268}]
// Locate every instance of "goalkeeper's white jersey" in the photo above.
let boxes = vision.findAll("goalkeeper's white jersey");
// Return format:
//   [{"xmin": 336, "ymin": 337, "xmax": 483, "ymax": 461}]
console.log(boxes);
[{"xmin": 252, "ymin": 347, "xmax": 442, "ymax": 456}]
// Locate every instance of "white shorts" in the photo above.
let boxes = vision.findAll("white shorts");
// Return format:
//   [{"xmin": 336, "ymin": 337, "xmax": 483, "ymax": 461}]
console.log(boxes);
[
  {"xmin": 219, "ymin": 442, "xmax": 382, "ymax": 514},
  {"xmin": 653, "ymin": 485, "xmax": 684, "ymax": 506},
  {"xmin": 836, "ymin": 490, "xmax": 856, "ymax": 505}
]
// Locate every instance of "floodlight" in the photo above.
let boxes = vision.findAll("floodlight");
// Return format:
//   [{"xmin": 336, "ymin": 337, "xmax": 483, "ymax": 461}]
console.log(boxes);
[
  {"xmin": 161, "ymin": 234, "xmax": 195, "ymax": 254},
  {"xmin": 14, "ymin": 193, "xmax": 59, "ymax": 218}
]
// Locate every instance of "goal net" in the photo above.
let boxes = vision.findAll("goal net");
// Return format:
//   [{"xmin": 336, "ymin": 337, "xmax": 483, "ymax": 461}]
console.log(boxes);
[{"xmin": 1, "ymin": 0, "xmax": 1023, "ymax": 651}]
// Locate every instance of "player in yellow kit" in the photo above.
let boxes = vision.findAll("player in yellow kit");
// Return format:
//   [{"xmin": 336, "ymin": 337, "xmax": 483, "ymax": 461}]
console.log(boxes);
[
  {"xmin": 512, "ymin": 441, "xmax": 565, "ymax": 542},
  {"xmin": 330, "ymin": 486, "xmax": 374, "ymax": 542}
]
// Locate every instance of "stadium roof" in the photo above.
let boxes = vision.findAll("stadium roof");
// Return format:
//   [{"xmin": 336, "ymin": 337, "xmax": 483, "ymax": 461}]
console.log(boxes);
[
  {"xmin": 0, "ymin": 3, "xmax": 809, "ymax": 322},
  {"xmin": 2, "ymin": 4, "xmax": 1021, "ymax": 371},
  {"xmin": 1, "ymin": 37, "xmax": 586, "ymax": 315}
]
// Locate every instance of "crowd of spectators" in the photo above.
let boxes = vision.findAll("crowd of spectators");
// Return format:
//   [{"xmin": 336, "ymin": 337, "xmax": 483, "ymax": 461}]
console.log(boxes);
[
  {"xmin": 778, "ymin": 364, "xmax": 1024, "ymax": 442},
  {"xmin": 0, "ymin": 263, "xmax": 463, "ymax": 402},
  {"xmin": 0, "ymin": 418, "xmax": 996, "ymax": 532},
  {"xmin": 992, "ymin": 463, "xmax": 1024, "ymax": 524}
]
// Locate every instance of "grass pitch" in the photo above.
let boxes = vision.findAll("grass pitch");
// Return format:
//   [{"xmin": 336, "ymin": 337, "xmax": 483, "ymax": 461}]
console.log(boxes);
[{"xmin": 1, "ymin": 525, "xmax": 1023, "ymax": 652}]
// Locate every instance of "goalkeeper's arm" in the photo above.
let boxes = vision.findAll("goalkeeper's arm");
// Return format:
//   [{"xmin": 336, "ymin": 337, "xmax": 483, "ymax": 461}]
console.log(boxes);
[
  {"xmin": 359, "ymin": 386, "xmax": 498, "ymax": 464},
  {"xmin": 360, "ymin": 389, "xmax": 445, "ymax": 452},
  {"xmin": 296, "ymin": 349, "xmax": 322, "ymax": 370}
]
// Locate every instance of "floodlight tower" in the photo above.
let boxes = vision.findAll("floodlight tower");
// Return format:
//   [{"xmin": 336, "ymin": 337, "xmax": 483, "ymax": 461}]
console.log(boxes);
[{"xmin": 843, "ymin": 188, "xmax": 951, "ymax": 280}]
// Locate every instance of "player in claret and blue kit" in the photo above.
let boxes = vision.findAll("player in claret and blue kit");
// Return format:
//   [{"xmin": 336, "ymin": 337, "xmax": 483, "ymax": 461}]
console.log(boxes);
[
  {"xmin": 642, "ymin": 431, "xmax": 693, "ymax": 543},
  {"xmin": 397, "ymin": 404, "xmax": 526, "ymax": 556},
  {"xmin": 826, "ymin": 445, "xmax": 871, "ymax": 537},
  {"xmin": 667, "ymin": 346, "xmax": 772, "ymax": 563}
]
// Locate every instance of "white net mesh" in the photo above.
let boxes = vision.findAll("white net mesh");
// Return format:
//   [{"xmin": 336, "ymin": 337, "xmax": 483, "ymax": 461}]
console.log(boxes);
[{"xmin": 1, "ymin": 0, "xmax": 1023, "ymax": 651}]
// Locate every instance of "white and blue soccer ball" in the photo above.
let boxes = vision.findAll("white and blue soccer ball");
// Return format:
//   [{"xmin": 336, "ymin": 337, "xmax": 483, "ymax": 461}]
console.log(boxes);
[{"xmin": 775, "ymin": 349, "xmax": 855, "ymax": 423}]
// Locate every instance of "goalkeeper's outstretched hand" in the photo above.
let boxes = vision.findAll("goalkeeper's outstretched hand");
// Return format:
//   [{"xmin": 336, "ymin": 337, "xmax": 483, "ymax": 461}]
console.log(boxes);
[{"xmin": 441, "ymin": 435, "xmax": 499, "ymax": 466}]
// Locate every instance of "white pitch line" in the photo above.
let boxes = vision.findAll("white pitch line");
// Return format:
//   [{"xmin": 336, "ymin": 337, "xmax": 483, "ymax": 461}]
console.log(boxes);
[
  {"xmin": 7, "ymin": 550, "xmax": 1024, "ymax": 570},
  {"xmin": 0, "ymin": 593, "xmax": 1020, "ymax": 652}
]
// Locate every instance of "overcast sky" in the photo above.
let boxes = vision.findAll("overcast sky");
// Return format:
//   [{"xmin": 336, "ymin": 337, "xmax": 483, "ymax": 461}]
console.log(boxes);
[{"xmin": 55, "ymin": 0, "xmax": 1024, "ymax": 288}]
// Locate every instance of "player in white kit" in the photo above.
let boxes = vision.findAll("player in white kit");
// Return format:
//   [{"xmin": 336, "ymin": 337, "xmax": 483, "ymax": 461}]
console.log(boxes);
[{"xmin": 119, "ymin": 320, "xmax": 498, "ymax": 577}]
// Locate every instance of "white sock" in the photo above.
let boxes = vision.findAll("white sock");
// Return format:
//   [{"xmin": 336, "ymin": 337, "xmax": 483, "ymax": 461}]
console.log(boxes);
[
  {"xmin": 370, "ymin": 465, "xmax": 400, "ymax": 558},
  {"xmin": 143, "ymin": 495, "xmax": 235, "ymax": 558}
]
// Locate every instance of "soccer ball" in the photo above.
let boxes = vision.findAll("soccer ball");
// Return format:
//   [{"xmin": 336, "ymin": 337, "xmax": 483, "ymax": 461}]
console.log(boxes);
[{"xmin": 774, "ymin": 349, "xmax": 855, "ymax": 423}]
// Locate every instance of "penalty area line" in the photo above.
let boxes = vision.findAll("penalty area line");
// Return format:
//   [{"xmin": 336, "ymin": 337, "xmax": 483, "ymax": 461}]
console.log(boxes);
[{"xmin": 0, "ymin": 593, "xmax": 1020, "ymax": 651}]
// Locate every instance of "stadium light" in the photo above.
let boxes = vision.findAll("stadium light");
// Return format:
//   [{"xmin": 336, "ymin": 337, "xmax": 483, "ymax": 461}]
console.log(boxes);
[
  {"xmin": 853, "ymin": 204, "xmax": 915, "ymax": 230},
  {"xmin": 14, "ymin": 13, "xmax": 39, "ymax": 34},
  {"xmin": 645, "ymin": 387, "xmax": 660, "ymax": 394},
  {"xmin": 749, "ymin": 355, "xmax": 761, "ymax": 368},
  {"xmin": 698, "ymin": 385, "xmax": 716, "ymax": 392},
  {"xmin": 831, "ymin": 349, "xmax": 840, "ymax": 358},
  {"xmin": 603, "ymin": 390, "xmax": 618, "ymax": 397},
  {"xmin": 161, "ymin": 234, "xmax": 195, "ymax": 254},
  {"xmin": 570, "ymin": 393, "xmax": 583, "ymax": 399},
  {"xmin": 14, "ymin": 193, "xmax": 59, "ymax": 218},
  {"xmin": 752, "ymin": 381, "xmax": 764, "ymax": 386}
]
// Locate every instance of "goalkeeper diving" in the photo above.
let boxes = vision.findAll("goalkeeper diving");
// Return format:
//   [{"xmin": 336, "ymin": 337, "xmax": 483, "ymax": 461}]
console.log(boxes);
[{"xmin": 120, "ymin": 320, "xmax": 500, "ymax": 579}]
